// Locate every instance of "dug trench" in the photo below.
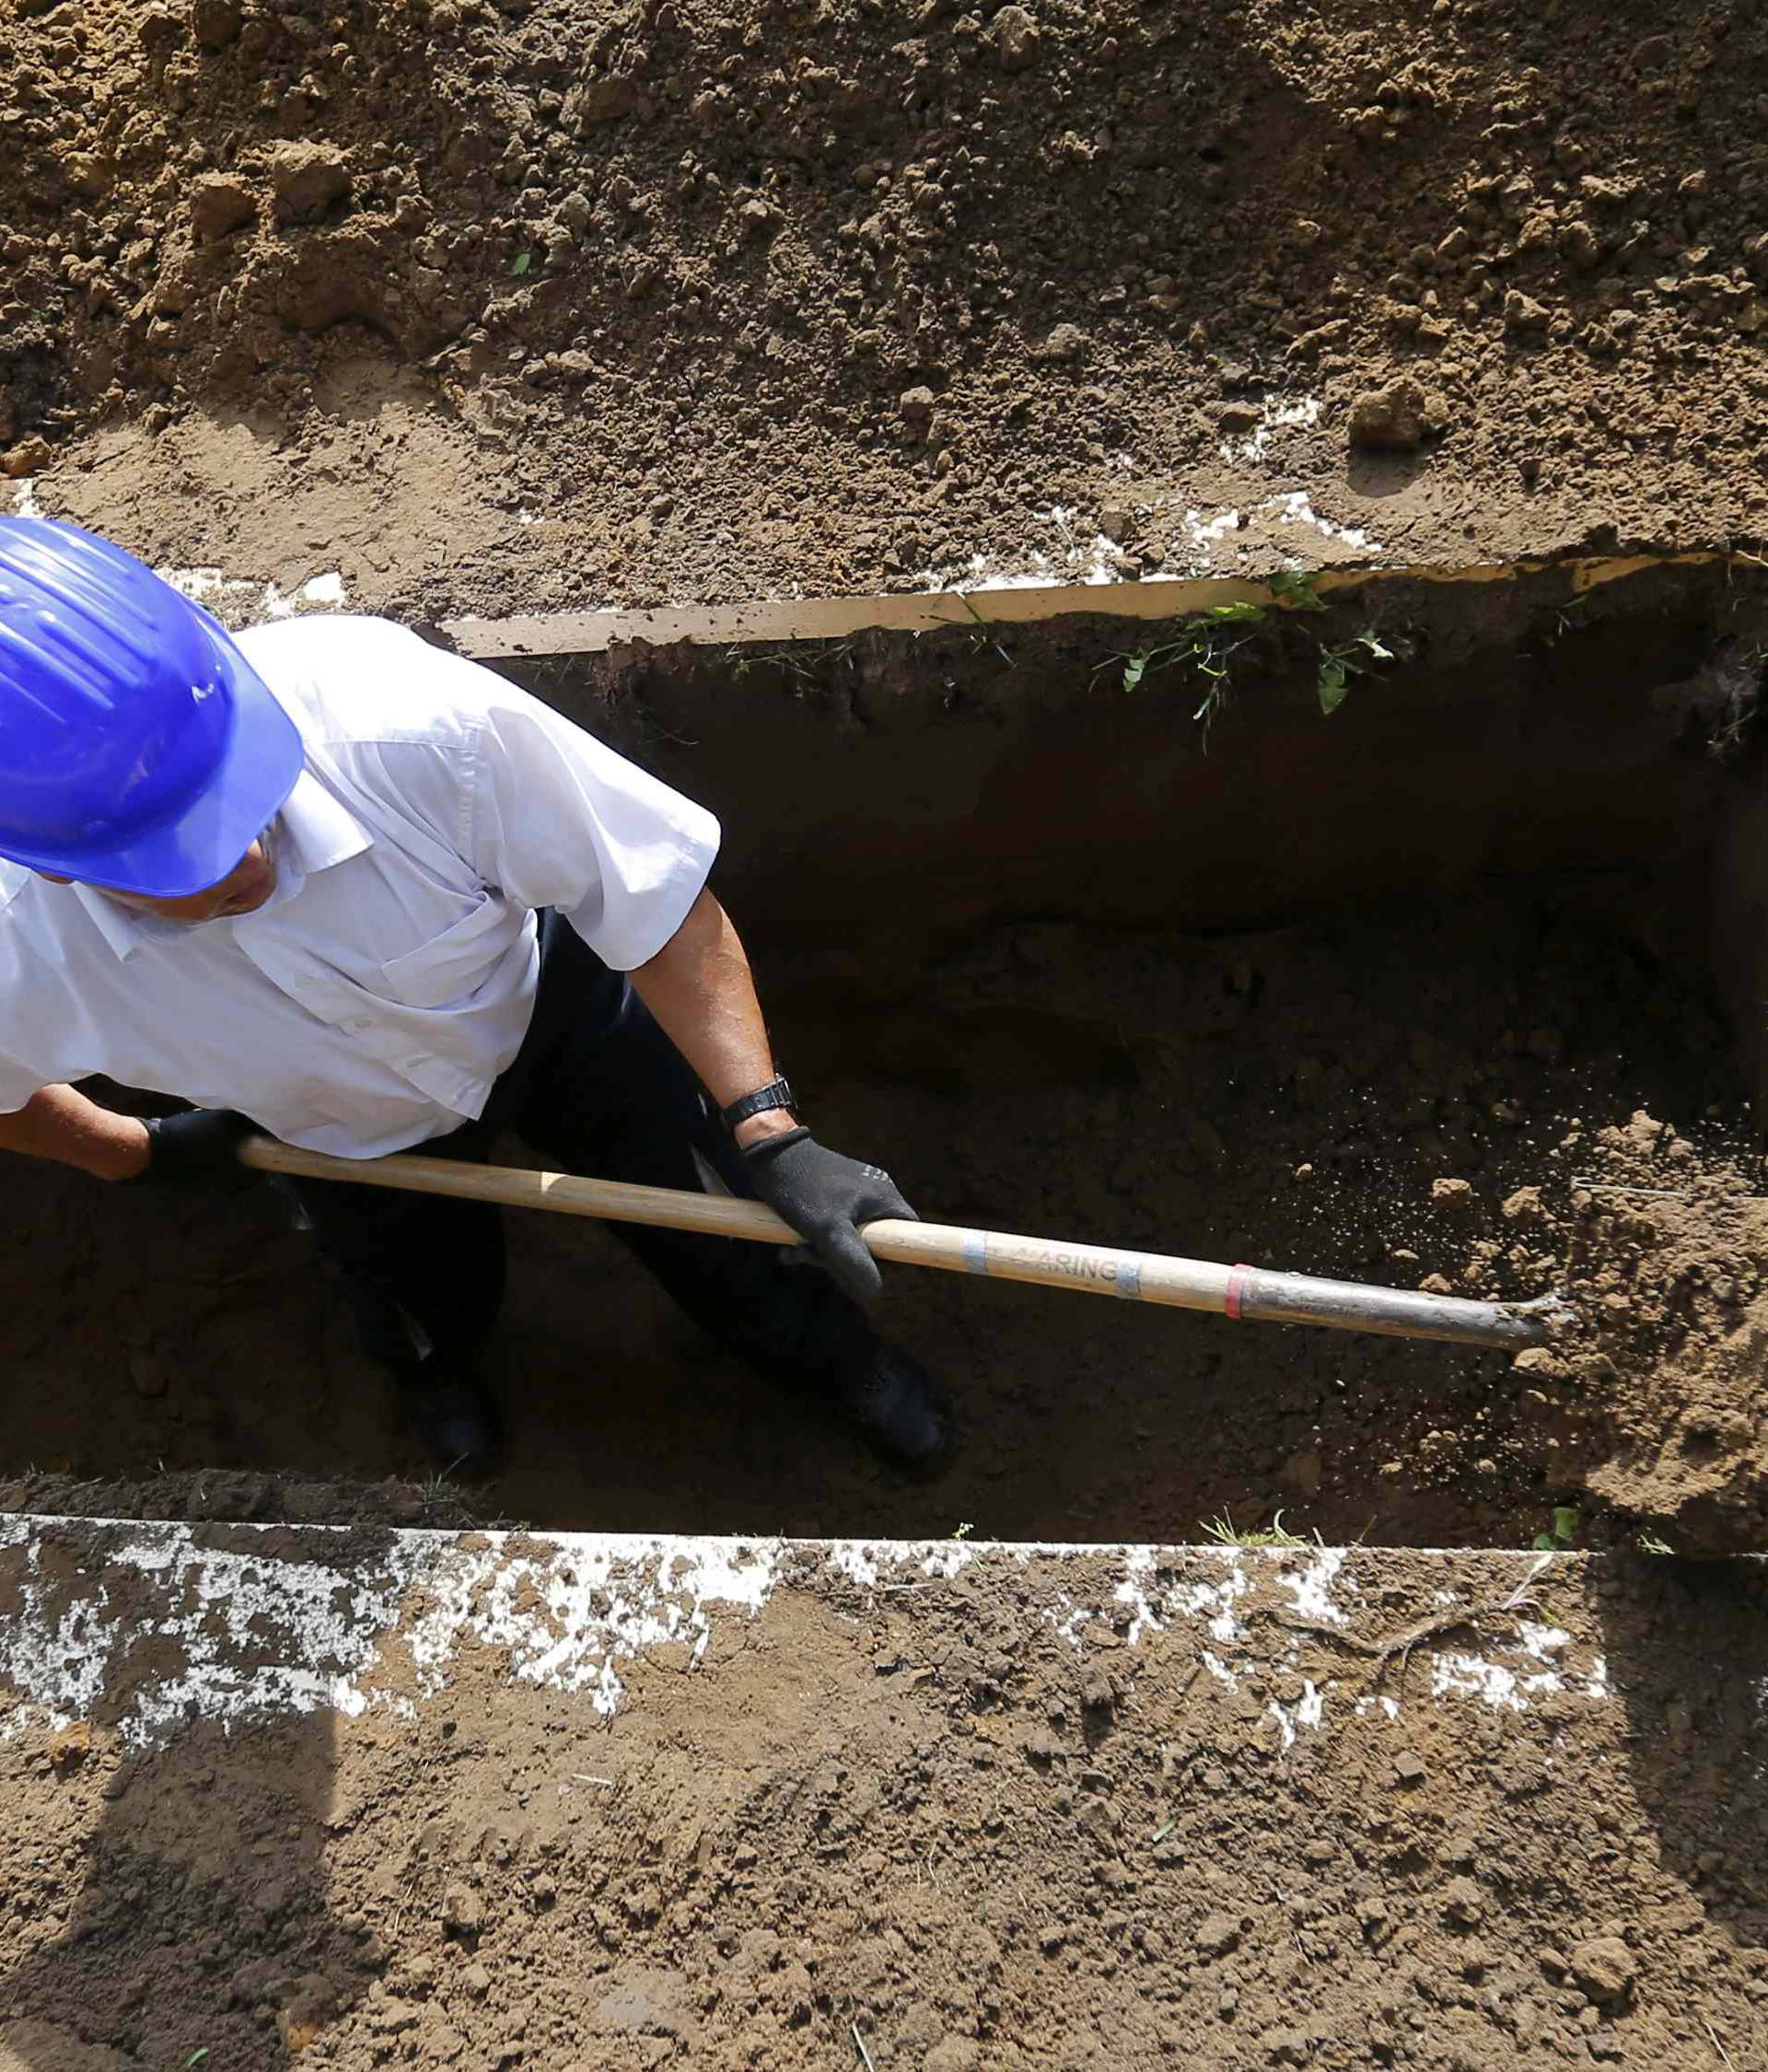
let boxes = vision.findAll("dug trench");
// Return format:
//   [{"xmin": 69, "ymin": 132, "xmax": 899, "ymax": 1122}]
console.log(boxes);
[{"xmin": 6, "ymin": 558, "xmax": 1768, "ymax": 1554}]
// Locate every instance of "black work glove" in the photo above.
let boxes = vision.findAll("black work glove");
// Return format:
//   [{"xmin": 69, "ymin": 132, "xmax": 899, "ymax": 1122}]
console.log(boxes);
[
  {"xmin": 130, "ymin": 1108, "xmax": 258, "ymax": 1192},
  {"xmin": 740, "ymin": 1127, "xmax": 918, "ymax": 1303}
]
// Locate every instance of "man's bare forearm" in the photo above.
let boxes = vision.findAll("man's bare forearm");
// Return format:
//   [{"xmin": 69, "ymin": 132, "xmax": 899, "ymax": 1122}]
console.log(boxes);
[
  {"xmin": 630, "ymin": 889, "xmax": 798, "ymax": 1147},
  {"xmin": 0, "ymin": 1084, "xmax": 151, "ymax": 1181}
]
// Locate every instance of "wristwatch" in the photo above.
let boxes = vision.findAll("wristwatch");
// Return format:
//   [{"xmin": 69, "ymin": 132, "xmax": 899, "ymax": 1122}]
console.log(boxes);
[{"xmin": 721, "ymin": 1075, "xmax": 797, "ymax": 1132}]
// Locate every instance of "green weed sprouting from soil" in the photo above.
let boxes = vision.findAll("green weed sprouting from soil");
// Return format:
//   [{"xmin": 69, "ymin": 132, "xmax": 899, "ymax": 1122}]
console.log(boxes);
[
  {"xmin": 1202, "ymin": 1507, "xmax": 1311, "ymax": 1549},
  {"xmin": 1705, "ymin": 641, "xmax": 1765, "ymax": 759},
  {"xmin": 1268, "ymin": 569, "xmax": 1328, "ymax": 612},
  {"xmin": 1098, "ymin": 571, "xmax": 1401, "ymax": 739},
  {"xmin": 1532, "ymin": 1503, "xmax": 1581, "ymax": 1554},
  {"xmin": 722, "ymin": 638, "xmax": 859, "ymax": 692},
  {"xmin": 1316, "ymin": 630, "xmax": 1395, "ymax": 714},
  {"xmin": 951, "ymin": 593, "xmax": 1016, "ymax": 667},
  {"xmin": 1094, "ymin": 599, "xmax": 1266, "ymax": 746}
]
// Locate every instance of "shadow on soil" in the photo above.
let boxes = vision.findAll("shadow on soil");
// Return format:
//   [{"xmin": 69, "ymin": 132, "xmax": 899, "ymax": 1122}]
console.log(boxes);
[
  {"xmin": 0, "ymin": 1709, "xmax": 364, "ymax": 2067},
  {"xmin": 1600, "ymin": 1554, "xmax": 1768, "ymax": 1947}
]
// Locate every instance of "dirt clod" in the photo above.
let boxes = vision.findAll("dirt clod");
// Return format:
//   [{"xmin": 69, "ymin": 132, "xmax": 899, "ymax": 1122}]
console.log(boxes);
[
  {"xmin": 1195, "ymin": 1911, "xmax": 1240, "ymax": 1957},
  {"xmin": 47, "ymin": 1727, "xmax": 91, "ymax": 1774},
  {"xmin": 1348, "ymin": 378, "xmax": 1441, "ymax": 451},
  {"xmin": 266, "ymin": 142, "xmax": 352, "ymax": 224},
  {"xmin": 1030, "ymin": 323, "xmax": 1090, "ymax": 364},
  {"xmin": 190, "ymin": 173, "xmax": 255, "ymax": 241},
  {"xmin": 994, "ymin": 5, "xmax": 1042, "ymax": 71},
  {"xmin": 191, "ymin": 0, "xmax": 242, "ymax": 48},
  {"xmin": 1262, "ymin": 2031, "xmax": 1311, "ymax": 2067},
  {"xmin": 274, "ymin": 1974, "xmax": 338, "ymax": 2055},
  {"xmin": 1, "ymin": 440, "xmax": 51, "ymax": 480},
  {"xmin": 1569, "ymin": 1936, "xmax": 1636, "ymax": 2004}
]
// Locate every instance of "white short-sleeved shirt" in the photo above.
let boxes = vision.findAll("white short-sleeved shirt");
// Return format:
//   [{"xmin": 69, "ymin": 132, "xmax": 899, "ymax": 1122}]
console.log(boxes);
[{"xmin": 0, "ymin": 615, "xmax": 720, "ymax": 1157}]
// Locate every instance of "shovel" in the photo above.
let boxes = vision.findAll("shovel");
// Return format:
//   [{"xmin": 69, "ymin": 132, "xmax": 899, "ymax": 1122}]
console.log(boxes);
[{"xmin": 239, "ymin": 1139, "xmax": 1567, "ymax": 1351}]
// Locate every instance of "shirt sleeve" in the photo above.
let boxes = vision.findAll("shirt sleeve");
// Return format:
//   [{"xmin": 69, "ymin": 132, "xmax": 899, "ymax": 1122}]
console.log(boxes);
[
  {"xmin": 0, "ymin": 914, "xmax": 47, "ymax": 1112},
  {"xmin": 467, "ymin": 685, "xmax": 721, "ymax": 971},
  {"xmin": 0, "ymin": 1042, "xmax": 46, "ymax": 1115}
]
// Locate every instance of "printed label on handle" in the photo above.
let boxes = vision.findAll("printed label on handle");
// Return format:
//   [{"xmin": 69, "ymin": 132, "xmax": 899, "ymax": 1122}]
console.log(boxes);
[{"xmin": 963, "ymin": 1236, "xmax": 1146, "ymax": 1298}]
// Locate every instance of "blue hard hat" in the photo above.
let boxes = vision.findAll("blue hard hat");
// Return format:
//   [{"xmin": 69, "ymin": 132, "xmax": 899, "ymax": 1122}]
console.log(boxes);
[{"xmin": 0, "ymin": 517, "xmax": 304, "ymax": 897}]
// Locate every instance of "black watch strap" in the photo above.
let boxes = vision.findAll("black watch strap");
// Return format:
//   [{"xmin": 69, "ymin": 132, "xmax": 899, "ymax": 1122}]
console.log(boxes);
[{"xmin": 721, "ymin": 1075, "xmax": 797, "ymax": 1132}]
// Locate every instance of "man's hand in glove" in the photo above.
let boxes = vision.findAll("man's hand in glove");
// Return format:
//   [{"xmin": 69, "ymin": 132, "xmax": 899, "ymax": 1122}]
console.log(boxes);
[
  {"xmin": 131, "ymin": 1108, "xmax": 258, "ymax": 1192},
  {"xmin": 740, "ymin": 1127, "xmax": 918, "ymax": 1303}
]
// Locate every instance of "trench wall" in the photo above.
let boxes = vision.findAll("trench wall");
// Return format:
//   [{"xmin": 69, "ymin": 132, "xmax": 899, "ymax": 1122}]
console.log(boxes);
[{"xmin": 492, "ymin": 562, "xmax": 1754, "ymax": 992}]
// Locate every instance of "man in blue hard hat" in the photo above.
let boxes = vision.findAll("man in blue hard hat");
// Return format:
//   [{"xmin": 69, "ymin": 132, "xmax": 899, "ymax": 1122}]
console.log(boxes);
[{"xmin": 0, "ymin": 517, "xmax": 950, "ymax": 1476}]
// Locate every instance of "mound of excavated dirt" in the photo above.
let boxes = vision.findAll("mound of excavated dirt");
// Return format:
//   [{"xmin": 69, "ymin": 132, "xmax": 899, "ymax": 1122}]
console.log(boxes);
[
  {"xmin": 1508, "ymin": 1114, "xmax": 1768, "ymax": 1554},
  {"xmin": 6, "ymin": 0, "xmax": 1768, "ymax": 614}
]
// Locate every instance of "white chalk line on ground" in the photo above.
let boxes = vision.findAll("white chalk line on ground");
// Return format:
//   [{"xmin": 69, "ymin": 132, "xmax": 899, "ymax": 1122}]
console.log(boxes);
[{"xmin": 0, "ymin": 1519, "xmax": 1628, "ymax": 1757}]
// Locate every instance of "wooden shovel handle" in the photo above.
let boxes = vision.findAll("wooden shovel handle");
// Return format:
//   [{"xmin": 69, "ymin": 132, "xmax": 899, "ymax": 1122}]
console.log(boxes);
[{"xmin": 238, "ymin": 1138, "xmax": 1566, "ymax": 1350}]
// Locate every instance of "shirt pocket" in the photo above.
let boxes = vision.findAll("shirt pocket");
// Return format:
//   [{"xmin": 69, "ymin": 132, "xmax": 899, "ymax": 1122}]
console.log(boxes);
[{"xmin": 378, "ymin": 895, "xmax": 514, "ymax": 1010}]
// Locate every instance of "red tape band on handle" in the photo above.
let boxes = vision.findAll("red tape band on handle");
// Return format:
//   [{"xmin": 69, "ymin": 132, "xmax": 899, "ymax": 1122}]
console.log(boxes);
[{"xmin": 1224, "ymin": 1264, "xmax": 1251, "ymax": 1321}]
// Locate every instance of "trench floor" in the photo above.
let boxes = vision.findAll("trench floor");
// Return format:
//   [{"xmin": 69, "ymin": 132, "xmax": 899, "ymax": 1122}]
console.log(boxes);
[{"xmin": 1, "ymin": 886, "xmax": 1743, "ymax": 1550}]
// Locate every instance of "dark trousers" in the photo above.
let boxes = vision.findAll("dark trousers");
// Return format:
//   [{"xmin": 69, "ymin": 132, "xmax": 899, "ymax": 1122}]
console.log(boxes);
[{"xmin": 289, "ymin": 911, "xmax": 876, "ymax": 1390}]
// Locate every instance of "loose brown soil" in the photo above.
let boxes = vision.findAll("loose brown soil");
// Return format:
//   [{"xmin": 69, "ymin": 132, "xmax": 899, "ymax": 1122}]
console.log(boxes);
[
  {"xmin": 0, "ymin": 1468, "xmax": 487, "ymax": 1533},
  {"xmin": 5, "ymin": 883, "xmax": 1761, "ymax": 1552},
  {"xmin": 7, "ymin": 1, "xmax": 1768, "ymax": 615},
  {"xmin": 1521, "ymin": 1125, "xmax": 1768, "ymax": 1554},
  {"xmin": 3, "ymin": 1531, "xmax": 1767, "ymax": 2071}
]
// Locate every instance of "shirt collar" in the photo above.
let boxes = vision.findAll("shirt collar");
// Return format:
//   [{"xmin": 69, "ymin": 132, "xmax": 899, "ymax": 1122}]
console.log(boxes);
[
  {"xmin": 72, "ymin": 880, "xmax": 151, "ymax": 961},
  {"xmin": 71, "ymin": 768, "xmax": 372, "ymax": 962},
  {"xmin": 275, "ymin": 768, "xmax": 374, "ymax": 883}
]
